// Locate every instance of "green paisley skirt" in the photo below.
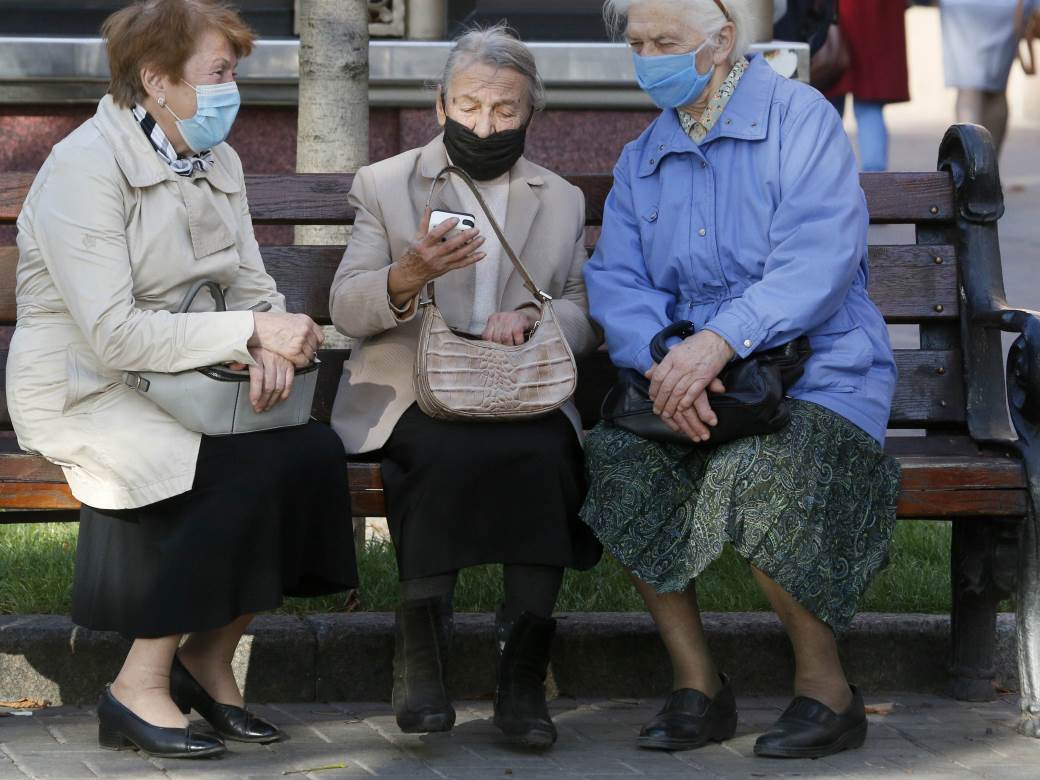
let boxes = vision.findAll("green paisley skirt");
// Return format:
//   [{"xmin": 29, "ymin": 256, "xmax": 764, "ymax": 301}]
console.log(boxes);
[{"xmin": 580, "ymin": 400, "xmax": 901, "ymax": 634}]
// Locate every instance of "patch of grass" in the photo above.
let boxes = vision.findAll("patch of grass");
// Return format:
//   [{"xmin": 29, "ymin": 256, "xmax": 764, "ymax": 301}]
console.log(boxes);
[
  {"xmin": 0, "ymin": 523, "xmax": 78, "ymax": 614},
  {"xmin": 0, "ymin": 520, "xmax": 963, "ymax": 615}
]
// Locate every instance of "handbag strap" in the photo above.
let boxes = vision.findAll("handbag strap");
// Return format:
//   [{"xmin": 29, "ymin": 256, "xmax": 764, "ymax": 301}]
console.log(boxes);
[
  {"xmin": 176, "ymin": 280, "xmax": 227, "ymax": 313},
  {"xmin": 425, "ymin": 165, "xmax": 553, "ymax": 304},
  {"xmin": 1017, "ymin": 0, "xmax": 1038, "ymax": 75}
]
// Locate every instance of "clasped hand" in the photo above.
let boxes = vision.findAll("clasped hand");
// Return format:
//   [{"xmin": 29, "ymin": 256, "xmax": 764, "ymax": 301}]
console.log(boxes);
[
  {"xmin": 646, "ymin": 330, "xmax": 734, "ymax": 443},
  {"xmin": 229, "ymin": 347, "xmax": 297, "ymax": 414}
]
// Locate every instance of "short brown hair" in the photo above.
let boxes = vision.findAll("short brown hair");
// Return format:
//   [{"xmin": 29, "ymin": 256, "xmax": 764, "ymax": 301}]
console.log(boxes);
[{"xmin": 102, "ymin": 0, "xmax": 255, "ymax": 108}]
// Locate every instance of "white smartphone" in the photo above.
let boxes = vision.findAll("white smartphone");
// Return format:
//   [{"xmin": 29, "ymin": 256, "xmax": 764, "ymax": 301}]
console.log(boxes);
[{"xmin": 429, "ymin": 209, "xmax": 476, "ymax": 240}]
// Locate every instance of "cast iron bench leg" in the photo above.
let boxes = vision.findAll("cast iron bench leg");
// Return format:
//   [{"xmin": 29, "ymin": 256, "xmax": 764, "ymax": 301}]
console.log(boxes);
[
  {"xmin": 1017, "ymin": 475, "xmax": 1040, "ymax": 736},
  {"xmin": 950, "ymin": 520, "xmax": 1016, "ymax": 702}
]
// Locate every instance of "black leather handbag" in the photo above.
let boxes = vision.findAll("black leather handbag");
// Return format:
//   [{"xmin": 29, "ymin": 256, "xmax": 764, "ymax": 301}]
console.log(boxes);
[{"xmin": 601, "ymin": 321, "xmax": 812, "ymax": 446}]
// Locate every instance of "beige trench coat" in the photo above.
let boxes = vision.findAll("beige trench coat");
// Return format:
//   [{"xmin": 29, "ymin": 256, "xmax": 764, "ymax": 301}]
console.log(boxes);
[
  {"xmin": 329, "ymin": 136, "xmax": 600, "ymax": 454},
  {"xmin": 8, "ymin": 95, "xmax": 284, "ymax": 509}
]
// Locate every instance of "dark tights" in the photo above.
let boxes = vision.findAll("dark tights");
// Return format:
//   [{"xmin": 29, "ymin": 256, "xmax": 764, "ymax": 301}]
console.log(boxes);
[{"xmin": 399, "ymin": 565, "xmax": 564, "ymax": 621}]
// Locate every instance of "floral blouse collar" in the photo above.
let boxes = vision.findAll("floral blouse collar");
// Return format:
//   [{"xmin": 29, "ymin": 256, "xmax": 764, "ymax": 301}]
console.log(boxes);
[{"xmin": 678, "ymin": 57, "xmax": 750, "ymax": 144}]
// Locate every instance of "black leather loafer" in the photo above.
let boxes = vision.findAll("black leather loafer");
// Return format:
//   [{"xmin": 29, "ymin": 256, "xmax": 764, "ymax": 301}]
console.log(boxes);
[
  {"xmin": 97, "ymin": 687, "xmax": 226, "ymax": 759},
  {"xmin": 754, "ymin": 685, "xmax": 867, "ymax": 758},
  {"xmin": 638, "ymin": 675, "xmax": 738, "ymax": 751},
  {"xmin": 170, "ymin": 655, "xmax": 282, "ymax": 744}
]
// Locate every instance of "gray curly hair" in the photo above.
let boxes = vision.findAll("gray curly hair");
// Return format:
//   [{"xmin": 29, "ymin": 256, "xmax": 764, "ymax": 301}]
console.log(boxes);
[{"xmin": 437, "ymin": 23, "xmax": 547, "ymax": 113}]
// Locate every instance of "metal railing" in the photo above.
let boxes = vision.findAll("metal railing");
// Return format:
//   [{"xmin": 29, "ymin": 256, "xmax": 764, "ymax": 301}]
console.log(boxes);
[{"xmin": 0, "ymin": 37, "xmax": 809, "ymax": 108}]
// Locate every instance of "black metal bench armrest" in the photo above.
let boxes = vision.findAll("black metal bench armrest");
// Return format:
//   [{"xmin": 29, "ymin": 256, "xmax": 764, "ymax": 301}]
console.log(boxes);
[{"xmin": 938, "ymin": 123, "xmax": 1021, "ymax": 445}]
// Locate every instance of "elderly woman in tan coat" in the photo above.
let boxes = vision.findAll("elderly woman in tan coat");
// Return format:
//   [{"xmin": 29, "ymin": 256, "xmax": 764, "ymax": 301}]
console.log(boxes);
[
  {"xmin": 8, "ymin": 0, "xmax": 356, "ymax": 760},
  {"xmin": 329, "ymin": 25, "xmax": 601, "ymax": 748}
]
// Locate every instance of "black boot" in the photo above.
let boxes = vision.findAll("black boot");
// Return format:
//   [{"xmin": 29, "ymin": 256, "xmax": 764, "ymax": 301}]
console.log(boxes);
[
  {"xmin": 493, "ymin": 607, "xmax": 557, "ymax": 748},
  {"xmin": 392, "ymin": 595, "xmax": 455, "ymax": 734}
]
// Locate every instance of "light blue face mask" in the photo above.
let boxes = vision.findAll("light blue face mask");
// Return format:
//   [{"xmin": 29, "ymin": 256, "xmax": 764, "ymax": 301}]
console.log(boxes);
[
  {"xmin": 164, "ymin": 80, "xmax": 241, "ymax": 154},
  {"xmin": 633, "ymin": 39, "xmax": 715, "ymax": 110}
]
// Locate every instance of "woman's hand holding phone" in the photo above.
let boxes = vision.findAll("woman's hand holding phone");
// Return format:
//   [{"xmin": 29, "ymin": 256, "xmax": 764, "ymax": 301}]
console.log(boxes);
[{"xmin": 388, "ymin": 207, "xmax": 486, "ymax": 306}]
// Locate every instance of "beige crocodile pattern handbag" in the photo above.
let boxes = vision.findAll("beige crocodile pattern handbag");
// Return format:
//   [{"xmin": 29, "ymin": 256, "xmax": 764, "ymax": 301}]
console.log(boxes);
[{"xmin": 413, "ymin": 166, "xmax": 578, "ymax": 421}]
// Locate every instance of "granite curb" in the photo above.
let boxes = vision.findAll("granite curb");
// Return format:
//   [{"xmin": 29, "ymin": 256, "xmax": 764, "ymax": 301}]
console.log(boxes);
[{"xmin": 0, "ymin": 612, "xmax": 1018, "ymax": 705}]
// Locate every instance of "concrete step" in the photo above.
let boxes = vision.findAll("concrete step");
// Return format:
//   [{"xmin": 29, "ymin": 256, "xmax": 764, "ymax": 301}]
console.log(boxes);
[{"xmin": 0, "ymin": 612, "xmax": 1018, "ymax": 706}]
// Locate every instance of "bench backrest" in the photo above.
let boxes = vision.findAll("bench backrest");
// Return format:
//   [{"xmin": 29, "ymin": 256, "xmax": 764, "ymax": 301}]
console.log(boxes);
[{"xmin": 0, "ymin": 166, "xmax": 971, "ymax": 435}]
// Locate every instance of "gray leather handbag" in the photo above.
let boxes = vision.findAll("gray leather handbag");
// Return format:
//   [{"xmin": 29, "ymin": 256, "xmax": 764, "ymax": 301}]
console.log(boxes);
[{"xmin": 123, "ymin": 281, "xmax": 319, "ymax": 436}]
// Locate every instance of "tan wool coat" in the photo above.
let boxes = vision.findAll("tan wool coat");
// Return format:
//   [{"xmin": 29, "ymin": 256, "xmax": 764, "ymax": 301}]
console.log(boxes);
[
  {"xmin": 329, "ymin": 136, "xmax": 600, "ymax": 454},
  {"xmin": 8, "ymin": 95, "xmax": 284, "ymax": 510}
]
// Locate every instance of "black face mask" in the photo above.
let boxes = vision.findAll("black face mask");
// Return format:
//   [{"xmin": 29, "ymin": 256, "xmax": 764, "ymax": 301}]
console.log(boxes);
[{"xmin": 441, "ymin": 115, "xmax": 529, "ymax": 181}]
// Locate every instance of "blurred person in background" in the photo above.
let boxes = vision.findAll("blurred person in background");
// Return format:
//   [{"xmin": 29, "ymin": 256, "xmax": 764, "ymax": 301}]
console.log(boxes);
[
  {"xmin": 825, "ymin": 0, "xmax": 910, "ymax": 171},
  {"xmin": 940, "ymin": 0, "xmax": 1038, "ymax": 153}
]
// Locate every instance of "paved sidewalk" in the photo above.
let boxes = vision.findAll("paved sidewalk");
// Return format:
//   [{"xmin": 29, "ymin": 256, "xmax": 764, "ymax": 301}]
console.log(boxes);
[{"xmin": 0, "ymin": 694, "xmax": 1037, "ymax": 780}]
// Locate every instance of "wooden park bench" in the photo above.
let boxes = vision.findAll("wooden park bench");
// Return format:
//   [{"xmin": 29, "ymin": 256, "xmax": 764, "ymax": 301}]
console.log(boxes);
[{"xmin": 0, "ymin": 124, "xmax": 1037, "ymax": 735}]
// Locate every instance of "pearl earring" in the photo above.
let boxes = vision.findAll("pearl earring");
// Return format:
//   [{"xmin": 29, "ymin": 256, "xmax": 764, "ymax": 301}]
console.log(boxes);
[{"xmin": 157, "ymin": 95, "xmax": 166, "ymax": 107}]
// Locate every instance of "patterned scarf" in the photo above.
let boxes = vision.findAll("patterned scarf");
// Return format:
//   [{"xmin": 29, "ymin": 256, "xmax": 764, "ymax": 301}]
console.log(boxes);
[
  {"xmin": 678, "ymin": 57, "xmax": 750, "ymax": 144},
  {"xmin": 131, "ymin": 104, "xmax": 214, "ymax": 177}
]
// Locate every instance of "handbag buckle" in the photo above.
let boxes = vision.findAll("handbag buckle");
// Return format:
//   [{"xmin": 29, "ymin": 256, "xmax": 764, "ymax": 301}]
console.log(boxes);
[
  {"xmin": 123, "ymin": 372, "xmax": 150, "ymax": 392},
  {"xmin": 536, "ymin": 290, "xmax": 553, "ymax": 302}
]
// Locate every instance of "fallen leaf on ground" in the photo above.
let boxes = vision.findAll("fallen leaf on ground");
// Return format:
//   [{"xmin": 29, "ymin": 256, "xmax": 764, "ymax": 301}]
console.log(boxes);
[
  {"xmin": 864, "ymin": 702, "xmax": 895, "ymax": 715},
  {"xmin": 283, "ymin": 764, "xmax": 347, "ymax": 776},
  {"xmin": 0, "ymin": 698, "xmax": 49, "ymax": 710}
]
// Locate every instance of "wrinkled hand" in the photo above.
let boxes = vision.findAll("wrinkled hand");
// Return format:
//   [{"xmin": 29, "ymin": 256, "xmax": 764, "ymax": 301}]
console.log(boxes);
[
  {"xmin": 250, "ymin": 311, "xmax": 324, "ymax": 368},
  {"xmin": 482, "ymin": 308, "xmax": 539, "ymax": 345},
  {"xmin": 387, "ymin": 207, "xmax": 487, "ymax": 306},
  {"xmin": 646, "ymin": 330, "xmax": 734, "ymax": 443},
  {"xmin": 230, "ymin": 347, "xmax": 297, "ymax": 413}
]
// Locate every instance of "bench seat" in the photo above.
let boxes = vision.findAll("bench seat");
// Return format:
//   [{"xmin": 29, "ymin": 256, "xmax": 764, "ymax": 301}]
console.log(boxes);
[{"xmin": 1, "ymin": 124, "xmax": 1039, "ymax": 735}]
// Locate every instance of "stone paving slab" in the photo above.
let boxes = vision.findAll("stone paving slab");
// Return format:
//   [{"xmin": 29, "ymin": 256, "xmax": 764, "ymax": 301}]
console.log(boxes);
[{"xmin": 0, "ymin": 694, "xmax": 1037, "ymax": 779}]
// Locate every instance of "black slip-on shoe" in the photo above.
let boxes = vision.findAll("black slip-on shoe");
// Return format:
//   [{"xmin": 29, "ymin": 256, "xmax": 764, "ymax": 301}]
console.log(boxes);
[
  {"xmin": 753, "ymin": 685, "xmax": 867, "ymax": 759},
  {"xmin": 637, "ymin": 675, "xmax": 738, "ymax": 751},
  {"xmin": 97, "ymin": 687, "xmax": 226, "ymax": 759},
  {"xmin": 170, "ymin": 655, "xmax": 282, "ymax": 744}
]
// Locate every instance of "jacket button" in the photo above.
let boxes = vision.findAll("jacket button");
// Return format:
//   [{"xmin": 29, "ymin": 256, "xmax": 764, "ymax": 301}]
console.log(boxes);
[
  {"xmin": 658, "ymin": 144, "xmax": 665, "ymax": 151},
  {"xmin": 701, "ymin": 161, "xmax": 708, "ymax": 168},
  {"xmin": 743, "ymin": 339, "xmax": 753, "ymax": 348},
  {"xmin": 698, "ymin": 228, "xmax": 707, "ymax": 236},
  {"xmin": 649, "ymin": 158, "xmax": 655, "ymax": 165}
]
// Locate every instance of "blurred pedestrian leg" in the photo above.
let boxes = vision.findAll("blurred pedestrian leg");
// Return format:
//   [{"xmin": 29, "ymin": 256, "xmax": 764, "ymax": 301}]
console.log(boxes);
[
  {"xmin": 940, "ymin": 0, "xmax": 1037, "ymax": 154},
  {"xmin": 824, "ymin": 0, "xmax": 908, "ymax": 172}
]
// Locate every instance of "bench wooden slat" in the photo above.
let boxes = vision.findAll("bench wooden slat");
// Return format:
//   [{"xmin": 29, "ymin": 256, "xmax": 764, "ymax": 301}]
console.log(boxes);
[
  {"xmin": 889, "ymin": 349, "xmax": 965, "ymax": 426},
  {"xmin": 0, "ymin": 441, "xmax": 1024, "ymax": 520},
  {"xmin": 1, "ymin": 172, "xmax": 956, "ymax": 227},
  {"xmin": 0, "ymin": 243, "xmax": 959, "ymax": 327},
  {"xmin": 0, "ymin": 173, "xmax": 32, "ymax": 224}
]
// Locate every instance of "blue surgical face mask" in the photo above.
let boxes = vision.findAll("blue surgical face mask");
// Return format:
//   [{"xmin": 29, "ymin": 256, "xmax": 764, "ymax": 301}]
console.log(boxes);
[
  {"xmin": 633, "ymin": 39, "xmax": 715, "ymax": 110},
  {"xmin": 164, "ymin": 80, "xmax": 241, "ymax": 154}
]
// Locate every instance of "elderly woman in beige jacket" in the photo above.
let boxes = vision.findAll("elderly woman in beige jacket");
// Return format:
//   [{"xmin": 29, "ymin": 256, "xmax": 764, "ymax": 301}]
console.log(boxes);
[
  {"xmin": 329, "ymin": 25, "xmax": 601, "ymax": 748},
  {"xmin": 8, "ymin": 0, "xmax": 356, "ymax": 760}
]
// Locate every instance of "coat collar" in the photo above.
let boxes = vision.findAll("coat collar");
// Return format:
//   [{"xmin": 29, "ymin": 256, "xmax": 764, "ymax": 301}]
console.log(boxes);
[
  {"xmin": 637, "ymin": 54, "xmax": 778, "ymax": 178},
  {"xmin": 415, "ymin": 134, "xmax": 547, "ymax": 325},
  {"xmin": 418, "ymin": 132, "xmax": 545, "ymax": 269},
  {"xmin": 92, "ymin": 94, "xmax": 241, "ymax": 193}
]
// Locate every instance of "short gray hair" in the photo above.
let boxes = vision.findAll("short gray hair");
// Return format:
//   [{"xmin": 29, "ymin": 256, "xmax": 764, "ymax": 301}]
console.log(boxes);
[
  {"xmin": 603, "ymin": 0, "xmax": 755, "ymax": 64},
  {"xmin": 438, "ymin": 24, "xmax": 546, "ymax": 113}
]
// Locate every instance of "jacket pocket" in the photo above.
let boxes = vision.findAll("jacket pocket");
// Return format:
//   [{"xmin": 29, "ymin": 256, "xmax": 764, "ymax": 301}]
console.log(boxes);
[
  {"xmin": 798, "ymin": 312, "xmax": 874, "ymax": 394},
  {"xmin": 64, "ymin": 350, "xmax": 119, "ymax": 413}
]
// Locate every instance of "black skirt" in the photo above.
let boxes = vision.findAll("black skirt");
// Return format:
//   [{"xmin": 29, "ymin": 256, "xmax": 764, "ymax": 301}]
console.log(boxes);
[
  {"xmin": 380, "ymin": 404, "xmax": 602, "ymax": 580},
  {"xmin": 71, "ymin": 421, "xmax": 358, "ymax": 639}
]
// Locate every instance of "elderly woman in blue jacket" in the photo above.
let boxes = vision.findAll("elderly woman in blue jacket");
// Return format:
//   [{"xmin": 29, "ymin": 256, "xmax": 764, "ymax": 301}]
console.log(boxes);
[{"xmin": 581, "ymin": 0, "xmax": 901, "ymax": 760}]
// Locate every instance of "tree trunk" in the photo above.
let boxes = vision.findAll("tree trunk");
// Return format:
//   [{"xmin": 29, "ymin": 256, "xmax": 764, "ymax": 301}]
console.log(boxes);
[
  {"xmin": 748, "ymin": 0, "xmax": 775, "ymax": 43},
  {"xmin": 295, "ymin": 0, "xmax": 369, "ymax": 246}
]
